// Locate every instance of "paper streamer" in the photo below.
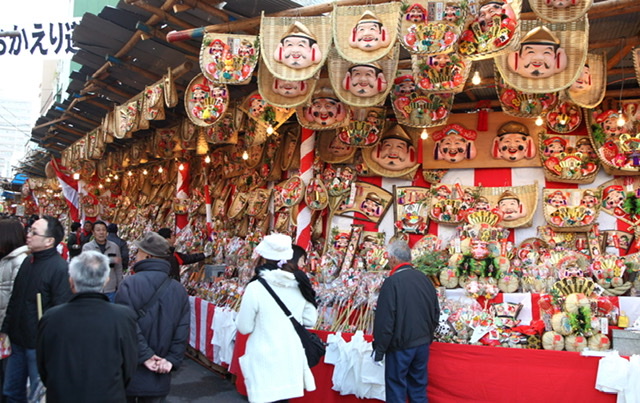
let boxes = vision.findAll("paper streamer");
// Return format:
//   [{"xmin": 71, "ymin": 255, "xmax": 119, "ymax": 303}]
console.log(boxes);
[{"xmin": 296, "ymin": 128, "xmax": 315, "ymax": 249}]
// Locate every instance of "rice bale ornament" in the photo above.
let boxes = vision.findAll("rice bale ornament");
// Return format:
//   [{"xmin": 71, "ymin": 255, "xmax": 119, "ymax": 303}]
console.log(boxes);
[
  {"xmin": 333, "ymin": 3, "xmax": 402, "ymax": 63},
  {"xmin": 564, "ymin": 334, "xmax": 588, "ymax": 352},
  {"xmin": 200, "ymin": 34, "xmax": 259, "ymax": 85},
  {"xmin": 587, "ymin": 333, "xmax": 611, "ymax": 351},
  {"xmin": 564, "ymin": 293, "xmax": 590, "ymax": 314},
  {"xmin": 400, "ymin": 1, "xmax": 468, "ymax": 55},
  {"xmin": 261, "ymin": 16, "xmax": 331, "ymax": 80},
  {"xmin": 457, "ymin": 0, "xmax": 522, "ymax": 60},
  {"xmin": 551, "ymin": 312, "xmax": 572, "ymax": 336}
]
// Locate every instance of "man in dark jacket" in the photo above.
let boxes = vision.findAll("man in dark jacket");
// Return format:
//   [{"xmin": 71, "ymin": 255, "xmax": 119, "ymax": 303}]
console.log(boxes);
[
  {"xmin": 1, "ymin": 215, "xmax": 73, "ymax": 402},
  {"xmin": 157, "ymin": 227, "xmax": 208, "ymax": 281},
  {"xmin": 67, "ymin": 221, "xmax": 82, "ymax": 260},
  {"xmin": 373, "ymin": 240, "xmax": 440, "ymax": 403},
  {"xmin": 115, "ymin": 232, "xmax": 190, "ymax": 401},
  {"xmin": 36, "ymin": 250, "xmax": 138, "ymax": 402},
  {"xmin": 107, "ymin": 223, "xmax": 130, "ymax": 271}
]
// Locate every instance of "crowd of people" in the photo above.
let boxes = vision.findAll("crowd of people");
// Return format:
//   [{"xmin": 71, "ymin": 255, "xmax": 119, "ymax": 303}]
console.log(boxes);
[{"xmin": 0, "ymin": 214, "xmax": 439, "ymax": 403}]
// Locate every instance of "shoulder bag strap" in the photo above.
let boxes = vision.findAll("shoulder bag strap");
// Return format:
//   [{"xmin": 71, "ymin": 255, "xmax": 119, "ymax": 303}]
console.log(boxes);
[
  {"xmin": 257, "ymin": 277, "xmax": 302, "ymax": 328},
  {"xmin": 137, "ymin": 277, "xmax": 171, "ymax": 319}
]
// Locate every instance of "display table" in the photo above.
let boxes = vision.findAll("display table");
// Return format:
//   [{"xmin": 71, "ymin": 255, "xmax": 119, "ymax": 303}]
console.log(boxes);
[{"xmin": 187, "ymin": 295, "xmax": 640, "ymax": 402}]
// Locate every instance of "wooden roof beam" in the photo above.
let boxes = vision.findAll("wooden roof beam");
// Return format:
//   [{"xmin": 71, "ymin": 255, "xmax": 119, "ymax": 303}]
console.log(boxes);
[
  {"xmin": 136, "ymin": 22, "xmax": 201, "ymax": 57},
  {"xmin": 127, "ymin": 0, "xmax": 198, "ymax": 31},
  {"xmin": 174, "ymin": 0, "xmax": 230, "ymax": 23},
  {"xmin": 607, "ymin": 42, "xmax": 636, "ymax": 71}
]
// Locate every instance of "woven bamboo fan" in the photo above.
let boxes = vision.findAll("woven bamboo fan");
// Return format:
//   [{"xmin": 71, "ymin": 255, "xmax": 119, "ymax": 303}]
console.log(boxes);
[
  {"xmin": 538, "ymin": 132, "xmax": 600, "ymax": 184},
  {"xmin": 153, "ymin": 126, "xmax": 179, "ymax": 159},
  {"xmin": 295, "ymin": 78, "xmax": 351, "ymax": 131},
  {"xmin": 317, "ymin": 130, "xmax": 356, "ymax": 164},
  {"xmin": 204, "ymin": 111, "xmax": 238, "ymax": 145},
  {"xmin": 458, "ymin": 0, "xmax": 522, "ymax": 60},
  {"xmin": 529, "ymin": 0, "xmax": 592, "ymax": 23},
  {"xmin": 257, "ymin": 62, "xmax": 316, "ymax": 108},
  {"xmin": 399, "ymin": 1, "xmax": 468, "ymax": 55},
  {"xmin": 328, "ymin": 45, "xmax": 399, "ymax": 108},
  {"xmin": 200, "ymin": 33, "xmax": 259, "ymax": 85},
  {"xmin": 279, "ymin": 124, "xmax": 301, "ymax": 171},
  {"xmin": 390, "ymin": 74, "xmax": 455, "ymax": 127},
  {"xmin": 143, "ymin": 82, "xmax": 165, "ymax": 121},
  {"xmin": 495, "ymin": 19, "xmax": 589, "ymax": 94},
  {"xmin": 422, "ymin": 168, "xmax": 449, "ymax": 184},
  {"xmin": 333, "ymin": 2, "xmax": 402, "ymax": 64},
  {"xmin": 102, "ymin": 110, "xmax": 115, "ymax": 140},
  {"xmin": 114, "ymin": 98, "xmax": 141, "ymax": 139},
  {"xmin": 478, "ymin": 182, "xmax": 539, "ymax": 228},
  {"xmin": 545, "ymin": 99, "xmax": 581, "ymax": 133},
  {"xmin": 495, "ymin": 67, "xmax": 559, "ymax": 118},
  {"xmin": 412, "ymin": 52, "xmax": 471, "ymax": 93},
  {"xmin": 567, "ymin": 52, "xmax": 606, "ymax": 109},
  {"xmin": 163, "ymin": 68, "xmax": 178, "ymax": 108},
  {"xmin": 598, "ymin": 177, "xmax": 640, "ymax": 224},
  {"xmin": 87, "ymin": 128, "xmax": 105, "ymax": 160},
  {"xmin": 427, "ymin": 183, "xmax": 474, "ymax": 225},
  {"xmin": 239, "ymin": 90, "xmax": 295, "ymax": 134},
  {"xmin": 587, "ymin": 108, "xmax": 640, "ymax": 176},
  {"xmin": 273, "ymin": 176, "xmax": 306, "ymax": 211},
  {"xmin": 260, "ymin": 14, "xmax": 332, "ymax": 80},
  {"xmin": 184, "ymin": 74, "xmax": 229, "ymax": 127},
  {"xmin": 338, "ymin": 106, "xmax": 387, "ymax": 147},
  {"xmin": 542, "ymin": 188, "xmax": 601, "ymax": 232},
  {"xmin": 179, "ymin": 118, "xmax": 199, "ymax": 151},
  {"xmin": 361, "ymin": 124, "xmax": 420, "ymax": 178}
]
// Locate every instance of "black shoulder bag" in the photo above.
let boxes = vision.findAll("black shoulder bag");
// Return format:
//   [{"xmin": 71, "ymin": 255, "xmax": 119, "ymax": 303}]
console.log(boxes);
[
  {"xmin": 257, "ymin": 277, "xmax": 325, "ymax": 367},
  {"xmin": 137, "ymin": 277, "xmax": 171, "ymax": 319}
]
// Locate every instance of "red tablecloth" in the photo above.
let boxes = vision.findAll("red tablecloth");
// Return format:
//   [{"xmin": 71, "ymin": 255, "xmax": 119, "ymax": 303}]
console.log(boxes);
[{"xmin": 230, "ymin": 332, "xmax": 617, "ymax": 403}]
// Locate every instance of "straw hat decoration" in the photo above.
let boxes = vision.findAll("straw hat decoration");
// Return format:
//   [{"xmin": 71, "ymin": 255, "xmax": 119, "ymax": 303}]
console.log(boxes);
[
  {"xmin": 200, "ymin": 34, "xmax": 259, "ymax": 85},
  {"xmin": 412, "ymin": 52, "xmax": 471, "ymax": 93},
  {"xmin": 296, "ymin": 78, "xmax": 351, "ymax": 131},
  {"xmin": 337, "ymin": 106, "xmax": 387, "ymax": 148},
  {"xmin": 260, "ymin": 15, "xmax": 332, "ymax": 81},
  {"xmin": 400, "ymin": 1, "xmax": 469, "ymax": 55},
  {"xmin": 458, "ymin": 0, "xmax": 523, "ymax": 60},
  {"xmin": 566, "ymin": 53, "xmax": 606, "ymax": 109},
  {"xmin": 317, "ymin": 130, "xmax": 357, "ymax": 164},
  {"xmin": 333, "ymin": 3, "xmax": 402, "ymax": 64},
  {"xmin": 328, "ymin": 45, "xmax": 400, "ymax": 108},
  {"xmin": 495, "ymin": 67, "xmax": 559, "ymax": 118},
  {"xmin": 495, "ymin": 20, "xmax": 589, "ymax": 94},
  {"xmin": 390, "ymin": 73, "xmax": 455, "ymax": 128},
  {"xmin": 362, "ymin": 124, "xmax": 420, "ymax": 178},
  {"xmin": 258, "ymin": 62, "xmax": 316, "ymax": 108},
  {"xmin": 184, "ymin": 74, "xmax": 229, "ymax": 127},
  {"xmin": 529, "ymin": 0, "xmax": 593, "ymax": 24}
]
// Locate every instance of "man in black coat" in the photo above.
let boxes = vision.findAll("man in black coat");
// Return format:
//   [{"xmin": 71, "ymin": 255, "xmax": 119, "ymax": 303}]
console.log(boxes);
[
  {"xmin": 36, "ymin": 251, "xmax": 138, "ymax": 402},
  {"xmin": 107, "ymin": 223, "xmax": 130, "ymax": 271},
  {"xmin": 115, "ymin": 232, "xmax": 190, "ymax": 401},
  {"xmin": 1, "ymin": 215, "xmax": 73, "ymax": 402},
  {"xmin": 373, "ymin": 240, "xmax": 440, "ymax": 403},
  {"xmin": 157, "ymin": 227, "xmax": 208, "ymax": 281}
]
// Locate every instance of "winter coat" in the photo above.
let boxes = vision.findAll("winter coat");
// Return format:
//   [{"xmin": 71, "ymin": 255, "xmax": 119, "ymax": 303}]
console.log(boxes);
[
  {"xmin": 108, "ymin": 233, "xmax": 130, "ymax": 271},
  {"xmin": 83, "ymin": 240, "xmax": 123, "ymax": 293},
  {"xmin": 1, "ymin": 247, "xmax": 72, "ymax": 349},
  {"xmin": 236, "ymin": 269, "xmax": 318, "ymax": 403},
  {"xmin": 0, "ymin": 245, "xmax": 29, "ymax": 326},
  {"xmin": 36, "ymin": 292, "xmax": 138, "ymax": 403},
  {"xmin": 115, "ymin": 258, "xmax": 189, "ymax": 397},
  {"xmin": 166, "ymin": 247, "xmax": 205, "ymax": 281},
  {"xmin": 67, "ymin": 231, "xmax": 82, "ymax": 258},
  {"xmin": 372, "ymin": 263, "xmax": 440, "ymax": 361}
]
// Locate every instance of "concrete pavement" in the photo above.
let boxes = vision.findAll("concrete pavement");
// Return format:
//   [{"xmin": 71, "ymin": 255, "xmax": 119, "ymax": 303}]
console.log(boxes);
[{"xmin": 167, "ymin": 356, "xmax": 247, "ymax": 402}]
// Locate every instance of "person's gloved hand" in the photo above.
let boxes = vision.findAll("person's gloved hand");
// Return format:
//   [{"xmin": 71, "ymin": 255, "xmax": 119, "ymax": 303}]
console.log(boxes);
[{"xmin": 372, "ymin": 350, "xmax": 384, "ymax": 366}]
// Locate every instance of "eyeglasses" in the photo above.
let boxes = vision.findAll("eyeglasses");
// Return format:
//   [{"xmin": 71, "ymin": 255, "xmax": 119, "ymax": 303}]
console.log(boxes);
[{"xmin": 27, "ymin": 228, "xmax": 50, "ymax": 238}]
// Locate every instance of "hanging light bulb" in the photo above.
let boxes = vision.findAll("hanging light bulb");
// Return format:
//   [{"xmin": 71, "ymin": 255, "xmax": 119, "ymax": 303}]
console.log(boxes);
[
  {"xmin": 535, "ymin": 116, "xmax": 544, "ymax": 126},
  {"xmin": 158, "ymin": 166, "xmax": 163, "ymax": 173},
  {"xmin": 420, "ymin": 128, "xmax": 428, "ymax": 140},
  {"xmin": 178, "ymin": 163, "xmax": 184, "ymax": 171},
  {"xmin": 105, "ymin": 177, "xmax": 112, "ymax": 183},
  {"xmin": 471, "ymin": 71, "xmax": 481, "ymax": 85},
  {"xmin": 266, "ymin": 124, "xmax": 274, "ymax": 135},
  {"xmin": 72, "ymin": 172, "xmax": 80, "ymax": 180},
  {"xmin": 142, "ymin": 169, "xmax": 148, "ymax": 175},
  {"xmin": 205, "ymin": 155, "xmax": 211, "ymax": 164},
  {"xmin": 114, "ymin": 174, "xmax": 119, "ymax": 180},
  {"xmin": 127, "ymin": 171, "xmax": 133, "ymax": 177},
  {"xmin": 242, "ymin": 150, "xmax": 249, "ymax": 160},
  {"xmin": 98, "ymin": 184, "xmax": 104, "ymax": 189},
  {"xmin": 617, "ymin": 110, "xmax": 626, "ymax": 127}
]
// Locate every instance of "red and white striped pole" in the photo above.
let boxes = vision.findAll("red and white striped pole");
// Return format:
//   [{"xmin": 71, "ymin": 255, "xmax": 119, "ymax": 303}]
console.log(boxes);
[{"xmin": 296, "ymin": 128, "xmax": 315, "ymax": 249}]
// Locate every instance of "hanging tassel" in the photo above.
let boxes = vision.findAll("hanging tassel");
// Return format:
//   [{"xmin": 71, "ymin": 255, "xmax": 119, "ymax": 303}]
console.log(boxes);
[{"xmin": 476, "ymin": 100, "xmax": 491, "ymax": 131}]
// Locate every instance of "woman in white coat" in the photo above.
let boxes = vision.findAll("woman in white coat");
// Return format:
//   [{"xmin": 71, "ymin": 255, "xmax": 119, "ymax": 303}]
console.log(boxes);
[
  {"xmin": 236, "ymin": 234, "xmax": 318, "ymax": 403},
  {"xmin": 0, "ymin": 219, "xmax": 30, "ymax": 392}
]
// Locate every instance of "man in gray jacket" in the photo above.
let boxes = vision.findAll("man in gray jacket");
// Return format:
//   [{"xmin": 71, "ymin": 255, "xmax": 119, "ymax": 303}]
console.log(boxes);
[{"xmin": 82, "ymin": 221, "xmax": 123, "ymax": 302}]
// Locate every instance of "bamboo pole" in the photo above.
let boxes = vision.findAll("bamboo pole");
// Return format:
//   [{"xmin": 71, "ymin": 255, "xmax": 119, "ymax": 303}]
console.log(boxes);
[{"xmin": 166, "ymin": 0, "xmax": 395, "ymax": 42}]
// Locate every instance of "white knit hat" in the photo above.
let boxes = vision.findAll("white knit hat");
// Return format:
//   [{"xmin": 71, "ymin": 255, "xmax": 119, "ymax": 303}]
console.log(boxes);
[{"xmin": 255, "ymin": 233, "xmax": 293, "ymax": 261}]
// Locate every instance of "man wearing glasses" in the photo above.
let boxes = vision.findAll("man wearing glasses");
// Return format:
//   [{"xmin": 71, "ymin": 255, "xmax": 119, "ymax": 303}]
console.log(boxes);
[{"xmin": 1, "ymin": 216, "xmax": 73, "ymax": 403}]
